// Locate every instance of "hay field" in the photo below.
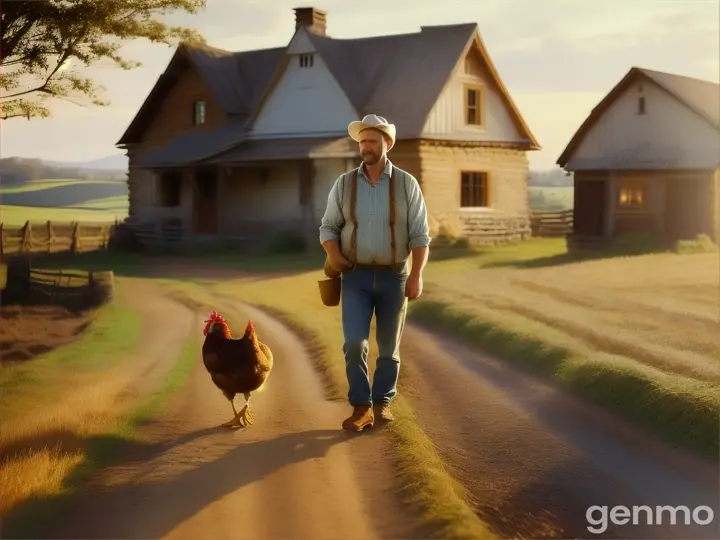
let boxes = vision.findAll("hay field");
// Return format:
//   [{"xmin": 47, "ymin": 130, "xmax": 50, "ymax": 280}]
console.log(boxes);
[{"xmin": 424, "ymin": 250, "xmax": 719, "ymax": 383}]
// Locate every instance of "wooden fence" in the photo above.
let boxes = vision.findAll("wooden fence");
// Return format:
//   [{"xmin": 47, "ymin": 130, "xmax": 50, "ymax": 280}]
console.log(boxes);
[
  {"xmin": 0, "ymin": 220, "xmax": 116, "ymax": 258},
  {"xmin": 2, "ymin": 261, "xmax": 114, "ymax": 308},
  {"xmin": 530, "ymin": 209, "xmax": 574, "ymax": 237}
]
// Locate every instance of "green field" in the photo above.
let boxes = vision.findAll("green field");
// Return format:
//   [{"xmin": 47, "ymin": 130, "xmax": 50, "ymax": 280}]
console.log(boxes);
[
  {"xmin": 0, "ymin": 178, "xmax": 128, "ymax": 226},
  {"xmin": 0, "ymin": 205, "xmax": 126, "ymax": 225},
  {"xmin": 529, "ymin": 186, "xmax": 573, "ymax": 210},
  {"xmin": 0, "ymin": 179, "xmax": 123, "ymax": 195}
]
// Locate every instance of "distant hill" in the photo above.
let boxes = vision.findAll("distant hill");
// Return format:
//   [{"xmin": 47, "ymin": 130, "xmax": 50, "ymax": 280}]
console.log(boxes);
[
  {"xmin": 43, "ymin": 154, "xmax": 128, "ymax": 171},
  {"xmin": 0, "ymin": 156, "xmax": 126, "ymax": 185}
]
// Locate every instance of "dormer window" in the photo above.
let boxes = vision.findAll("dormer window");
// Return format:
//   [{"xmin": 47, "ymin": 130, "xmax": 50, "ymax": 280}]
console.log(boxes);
[
  {"xmin": 299, "ymin": 53, "xmax": 314, "ymax": 68},
  {"xmin": 193, "ymin": 100, "xmax": 206, "ymax": 125}
]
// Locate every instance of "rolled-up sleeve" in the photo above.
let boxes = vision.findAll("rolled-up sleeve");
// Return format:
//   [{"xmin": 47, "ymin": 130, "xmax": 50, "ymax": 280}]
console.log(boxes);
[
  {"xmin": 319, "ymin": 176, "xmax": 344, "ymax": 244},
  {"xmin": 406, "ymin": 175, "xmax": 431, "ymax": 249}
]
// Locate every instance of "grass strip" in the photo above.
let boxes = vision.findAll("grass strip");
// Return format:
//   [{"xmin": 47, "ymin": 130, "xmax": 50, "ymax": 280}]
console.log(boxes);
[
  {"xmin": 215, "ymin": 290, "xmax": 498, "ymax": 540},
  {"xmin": 2, "ymin": 334, "xmax": 200, "ymax": 538},
  {"xmin": 408, "ymin": 299, "xmax": 720, "ymax": 460}
]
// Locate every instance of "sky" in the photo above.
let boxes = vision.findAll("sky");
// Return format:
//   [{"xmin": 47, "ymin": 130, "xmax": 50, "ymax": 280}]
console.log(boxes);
[{"xmin": 2, "ymin": 0, "xmax": 718, "ymax": 170}]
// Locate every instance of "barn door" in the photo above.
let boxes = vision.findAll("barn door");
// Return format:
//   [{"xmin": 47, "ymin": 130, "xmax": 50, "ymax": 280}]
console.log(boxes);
[{"xmin": 574, "ymin": 179, "xmax": 606, "ymax": 236}]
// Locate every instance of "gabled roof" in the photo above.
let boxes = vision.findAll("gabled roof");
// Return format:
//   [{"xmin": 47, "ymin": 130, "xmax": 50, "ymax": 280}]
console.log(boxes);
[
  {"xmin": 557, "ymin": 67, "xmax": 720, "ymax": 167},
  {"xmin": 118, "ymin": 18, "xmax": 539, "ymax": 159},
  {"xmin": 116, "ymin": 43, "xmax": 284, "ymax": 145},
  {"xmin": 246, "ymin": 23, "xmax": 538, "ymax": 146}
]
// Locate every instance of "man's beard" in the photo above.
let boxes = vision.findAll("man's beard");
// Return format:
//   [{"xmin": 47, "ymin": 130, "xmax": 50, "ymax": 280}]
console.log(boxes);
[{"xmin": 362, "ymin": 151, "xmax": 380, "ymax": 164}]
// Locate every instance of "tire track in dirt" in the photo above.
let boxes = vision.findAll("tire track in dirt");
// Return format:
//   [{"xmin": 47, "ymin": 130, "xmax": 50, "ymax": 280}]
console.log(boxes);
[
  {"xmin": 46, "ymin": 291, "xmax": 420, "ymax": 540},
  {"xmin": 401, "ymin": 324, "xmax": 719, "ymax": 540}
]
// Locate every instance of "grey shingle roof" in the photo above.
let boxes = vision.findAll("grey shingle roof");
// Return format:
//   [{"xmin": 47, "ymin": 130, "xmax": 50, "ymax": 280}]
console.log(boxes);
[
  {"xmin": 304, "ymin": 24, "xmax": 479, "ymax": 138},
  {"xmin": 557, "ymin": 67, "xmax": 720, "ymax": 168},
  {"xmin": 637, "ymin": 68, "xmax": 719, "ymax": 128},
  {"xmin": 201, "ymin": 136, "xmax": 358, "ymax": 164},
  {"xmin": 123, "ymin": 20, "xmax": 540, "ymax": 166},
  {"xmin": 135, "ymin": 121, "xmax": 248, "ymax": 168}
]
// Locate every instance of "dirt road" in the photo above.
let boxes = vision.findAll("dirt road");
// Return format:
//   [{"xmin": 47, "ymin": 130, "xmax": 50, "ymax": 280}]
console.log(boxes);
[
  {"xmin": 401, "ymin": 325, "xmax": 719, "ymax": 540},
  {"xmin": 44, "ymin": 290, "xmax": 419, "ymax": 540}
]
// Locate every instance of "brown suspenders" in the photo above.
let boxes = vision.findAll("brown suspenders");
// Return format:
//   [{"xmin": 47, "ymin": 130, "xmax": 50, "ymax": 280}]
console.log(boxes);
[{"xmin": 346, "ymin": 166, "xmax": 397, "ymax": 266}]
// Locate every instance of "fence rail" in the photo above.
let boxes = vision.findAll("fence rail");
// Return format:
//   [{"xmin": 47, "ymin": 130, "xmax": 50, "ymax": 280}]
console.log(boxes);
[
  {"xmin": 530, "ymin": 209, "xmax": 574, "ymax": 237},
  {"xmin": 0, "ymin": 220, "xmax": 116, "ymax": 259},
  {"xmin": 2, "ymin": 261, "xmax": 114, "ymax": 307}
]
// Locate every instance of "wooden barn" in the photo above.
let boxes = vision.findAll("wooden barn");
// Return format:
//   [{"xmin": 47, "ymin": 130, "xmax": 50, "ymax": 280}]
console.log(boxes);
[
  {"xmin": 557, "ymin": 67, "xmax": 720, "ymax": 247},
  {"xmin": 116, "ymin": 7, "xmax": 540, "ymax": 247}
]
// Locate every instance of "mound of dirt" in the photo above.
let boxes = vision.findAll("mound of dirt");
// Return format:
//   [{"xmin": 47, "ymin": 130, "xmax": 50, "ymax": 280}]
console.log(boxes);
[{"xmin": 0, "ymin": 305, "xmax": 94, "ymax": 362}]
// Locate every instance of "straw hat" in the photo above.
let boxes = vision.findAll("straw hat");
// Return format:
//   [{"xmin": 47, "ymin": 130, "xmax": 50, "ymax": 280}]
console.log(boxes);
[{"xmin": 347, "ymin": 114, "xmax": 396, "ymax": 146}]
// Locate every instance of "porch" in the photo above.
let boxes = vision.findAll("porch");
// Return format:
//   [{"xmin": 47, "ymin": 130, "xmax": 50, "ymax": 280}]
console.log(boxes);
[
  {"xmin": 568, "ymin": 169, "xmax": 716, "ymax": 248},
  {"xmin": 128, "ymin": 135, "xmax": 359, "ymax": 249}
]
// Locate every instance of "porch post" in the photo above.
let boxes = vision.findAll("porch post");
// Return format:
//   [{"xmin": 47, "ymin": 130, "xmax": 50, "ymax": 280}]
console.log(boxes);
[
  {"xmin": 299, "ymin": 159, "xmax": 316, "ymax": 250},
  {"xmin": 184, "ymin": 168, "xmax": 196, "ymax": 236},
  {"xmin": 604, "ymin": 171, "xmax": 616, "ymax": 237},
  {"xmin": 217, "ymin": 166, "xmax": 231, "ymax": 235}
]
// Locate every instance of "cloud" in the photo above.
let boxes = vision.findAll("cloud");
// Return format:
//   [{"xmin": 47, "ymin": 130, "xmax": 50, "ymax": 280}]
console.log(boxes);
[{"xmin": 486, "ymin": 7, "xmax": 719, "ymax": 92}]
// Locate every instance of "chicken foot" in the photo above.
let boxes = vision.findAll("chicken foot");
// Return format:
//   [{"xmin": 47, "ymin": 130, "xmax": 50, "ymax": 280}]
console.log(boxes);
[
  {"xmin": 220, "ymin": 399, "xmax": 241, "ymax": 428},
  {"xmin": 221, "ymin": 393, "xmax": 253, "ymax": 428}
]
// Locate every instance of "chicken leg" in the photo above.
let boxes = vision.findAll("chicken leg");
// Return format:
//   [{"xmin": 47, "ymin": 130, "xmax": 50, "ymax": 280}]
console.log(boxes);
[
  {"xmin": 220, "ymin": 398, "xmax": 241, "ymax": 428},
  {"xmin": 235, "ymin": 393, "xmax": 254, "ymax": 427}
]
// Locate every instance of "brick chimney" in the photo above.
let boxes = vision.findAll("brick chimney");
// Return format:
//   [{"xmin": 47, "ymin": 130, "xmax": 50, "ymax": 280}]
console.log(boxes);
[{"xmin": 294, "ymin": 7, "xmax": 327, "ymax": 36}]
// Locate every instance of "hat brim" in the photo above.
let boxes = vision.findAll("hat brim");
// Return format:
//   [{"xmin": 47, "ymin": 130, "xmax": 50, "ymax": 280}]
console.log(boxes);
[{"xmin": 348, "ymin": 121, "xmax": 396, "ymax": 144}]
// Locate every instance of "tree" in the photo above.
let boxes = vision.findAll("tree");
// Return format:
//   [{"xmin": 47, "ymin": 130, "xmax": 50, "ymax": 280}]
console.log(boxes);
[{"xmin": 0, "ymin": 0, "xmax": 207, "ymax": 120}]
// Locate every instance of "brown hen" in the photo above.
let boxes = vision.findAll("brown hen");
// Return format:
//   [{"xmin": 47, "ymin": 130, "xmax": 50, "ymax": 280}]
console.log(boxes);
[{"xmin": 201, "ymin": 311, "xmax": 273, "ymax": 428}]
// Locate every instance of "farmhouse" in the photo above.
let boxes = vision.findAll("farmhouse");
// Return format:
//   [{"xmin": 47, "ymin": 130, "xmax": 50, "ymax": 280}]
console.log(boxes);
[
  {"xmin": 116, "ymin": 7, "xmax": 540, "ymax": 247},
  {"xmin": 557, "ymin": 67, "xmax": 720, "ymax": 246}
]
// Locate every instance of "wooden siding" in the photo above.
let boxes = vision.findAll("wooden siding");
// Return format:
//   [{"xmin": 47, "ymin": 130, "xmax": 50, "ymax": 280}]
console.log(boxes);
[
  {"xmin": 125, "ymin": 62, "xmax": 227, "ymax": 221},
  {"xmin": 312, "ymin": 158, "xmax": 352, "ymax": 222},
  {"xmin": 577, "ymin": 169, "xmax": 716, "ymax": 240},
  {"xmin": 421, "ymin": 46, "xmax": 525, "ymax": 143},
  {"xmin": 139, "ymin": 65, "xmax": 226, "ymax": 148},
  {"xmin": 566, "ymin": 81, "xmax": 720, "ymax": 170},
  {"xmin": 418, "ymin": 142, "xmax": 529, "ymax": 237},
  {"xmin": 220, "ymin": 165, "xmax": 301, "ymax": 229},
  {"xmin": 250, "ymin": 54, "xmax": 357, "ymax": 137},
  {"xmin": 388, "ymin": 140, "xmax": 422, "ymax": 187}
]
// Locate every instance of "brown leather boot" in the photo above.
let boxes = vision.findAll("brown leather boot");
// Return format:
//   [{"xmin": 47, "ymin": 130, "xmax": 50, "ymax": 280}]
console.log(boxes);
[
  {"xmin": 374, "ymin": 403, "xmax": 394, "ymax": 422},
  {"xmin": 342, "ymin": 405, "xmax": 374, "ymax": 432}
]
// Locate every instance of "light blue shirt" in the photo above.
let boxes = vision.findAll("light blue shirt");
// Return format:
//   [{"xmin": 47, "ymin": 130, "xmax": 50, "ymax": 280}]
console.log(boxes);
[{"xmin": 319, "ymin": 159, "xmax": 431, "ymax": 265}]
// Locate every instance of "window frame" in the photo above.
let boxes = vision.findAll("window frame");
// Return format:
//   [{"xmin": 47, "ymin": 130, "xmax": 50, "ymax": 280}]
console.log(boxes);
[{"xmin": 459, "ymin": 170, "xmax": 490, "ymax": 209}]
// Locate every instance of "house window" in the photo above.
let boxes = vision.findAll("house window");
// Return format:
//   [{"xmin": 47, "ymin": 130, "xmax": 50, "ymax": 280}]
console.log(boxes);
[
  {"xmin": 157, "ymin": 171, "xmax": 182, "ymax": 207},
  {"xmin": 638, "ymin": 97, "xmax": 646, "ymax": 115},
  {"xmin": 465, "ymin": 86, "xmax": 483, "ymax": 125},
  {"xmin": 193, "ymin": 100, "xmax": 206, "ymax": 125},
  {"xmin": 460, "ymin": 171, "xmax": 489, "ymax": 207},
  {"xmin": 299, "ymin": 54, "xmax": 314, "ymax": 68},
  {"xmin": 464, "ymin": 56, "xmax": 472, "ymax": 74},
  {"xmin": 618, "ymin": 186, "xmax": 644, "ymax": 208}
]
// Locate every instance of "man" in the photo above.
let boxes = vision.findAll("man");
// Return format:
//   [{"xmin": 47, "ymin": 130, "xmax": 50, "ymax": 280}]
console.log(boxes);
[{"xmin": 319, "ymin": 114, "xmax": 431, "ymax": 432}]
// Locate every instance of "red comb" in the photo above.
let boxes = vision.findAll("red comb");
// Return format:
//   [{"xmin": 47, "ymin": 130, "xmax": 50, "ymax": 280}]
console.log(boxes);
[
  {"xmin": 203, "ymin": 311, "xmax": 226, "ymax": 336},
  {"xmin": 205, "ymin": 311, "xmax": 225, "ymax": 323}
]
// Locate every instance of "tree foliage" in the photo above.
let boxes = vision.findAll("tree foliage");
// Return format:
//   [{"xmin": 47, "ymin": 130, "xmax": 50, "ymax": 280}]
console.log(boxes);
[{"xmin": 0, "ymin": 0, "xmax": 207, "ymax": 120}]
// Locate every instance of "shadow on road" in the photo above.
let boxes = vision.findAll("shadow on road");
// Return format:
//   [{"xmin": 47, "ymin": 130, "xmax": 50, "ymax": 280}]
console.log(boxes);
[{"xmin": 5, "ymin": 428, "xmax": 346, "ymax": 539}]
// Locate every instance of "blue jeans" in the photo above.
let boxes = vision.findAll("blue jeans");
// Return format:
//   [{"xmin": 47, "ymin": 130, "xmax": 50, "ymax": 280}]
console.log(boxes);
[{"xmin": 340, "ymin": 266, "xmax": 408, "ymax": 406}]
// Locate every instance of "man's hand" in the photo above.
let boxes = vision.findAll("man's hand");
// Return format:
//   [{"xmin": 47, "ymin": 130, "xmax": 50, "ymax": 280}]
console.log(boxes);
[
  {"xmin": 330, "ymin": 252, "xmax": 353, "ymax": 271},
  {"xmin": 322, "ymin": 240, "xmax": 353, "ymax": 271},
  {"xmin": 405, "ymin": 272, "xmax": 423, "ymax": 300}
]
